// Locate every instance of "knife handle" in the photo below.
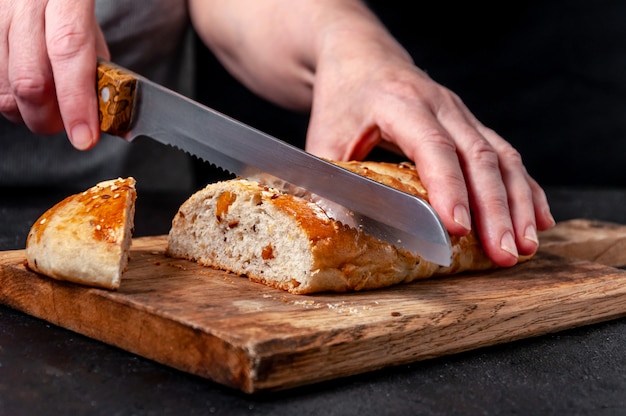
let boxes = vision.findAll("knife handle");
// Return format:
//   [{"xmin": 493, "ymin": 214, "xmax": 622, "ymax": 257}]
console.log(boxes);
[{"xmin": 96, "ymin": 61, "xmax": 137, "ymax": 136}]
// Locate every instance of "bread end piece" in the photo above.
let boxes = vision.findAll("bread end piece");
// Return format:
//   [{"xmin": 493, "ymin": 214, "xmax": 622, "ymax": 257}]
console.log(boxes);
[{"xmin": 25, "ymin": 177, "xmax": 137, "ymax": 290}]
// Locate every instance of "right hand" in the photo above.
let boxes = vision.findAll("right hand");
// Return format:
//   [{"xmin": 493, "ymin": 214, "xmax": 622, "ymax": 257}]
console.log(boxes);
[{"xmin": 0, "ymin": 0, "xmax": 109, "ymax": 150}]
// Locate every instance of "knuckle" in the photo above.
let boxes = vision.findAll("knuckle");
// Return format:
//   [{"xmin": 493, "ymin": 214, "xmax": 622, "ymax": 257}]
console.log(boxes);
[
  {"xmin": 465, "ymin": 138, "xmax": 499, "ymax": 169},
  {"xmin": 478, "ymin": 190, "xmax": 511, "ymax": 221},
  {"xmin": 419, "ymin": 128, "xmax": 455, "ymax": 150},
  {"xmin": 499, "ymin": 144, "xmax": 524, "ymax": 167},
  {"xmin": 47, "ymin": 24, "xmax": 91, "ymax": 60},
  {"xmin": 491, "ymin": 195, "xmax": 511, "ymax": 212},
  {"xmin": 10, "ymin": 72, "xmax": 50, "ymax": 103},
  {"xmin": 441, "ymin": 171, "xmax": 467, "ymax": 193}
]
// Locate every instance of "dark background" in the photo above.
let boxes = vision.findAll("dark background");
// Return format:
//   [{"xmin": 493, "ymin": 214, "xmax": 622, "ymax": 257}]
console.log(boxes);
[{"xmin": 194, "ymin": 0, "xmax": 626, "ymax": 188}]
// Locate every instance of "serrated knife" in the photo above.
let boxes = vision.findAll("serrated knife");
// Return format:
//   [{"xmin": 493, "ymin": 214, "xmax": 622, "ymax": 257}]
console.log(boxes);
[{"xmin": 96, "ymin": 61, "xmax": 452, "ymax": 266}]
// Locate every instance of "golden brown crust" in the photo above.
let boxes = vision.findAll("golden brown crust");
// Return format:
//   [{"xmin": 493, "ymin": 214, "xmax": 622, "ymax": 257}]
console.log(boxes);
[
  {"xmin": 333, "ymin": 160, "xmax": 429, "ymax": 201},
  {"xmin": 26, "ymin": 177, "xmax": 137, "ymax": 290}
]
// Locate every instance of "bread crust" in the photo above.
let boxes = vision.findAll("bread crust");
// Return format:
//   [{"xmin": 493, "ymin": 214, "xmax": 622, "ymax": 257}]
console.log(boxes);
[
  {"xmin": 25, "ymin": 177, "xmax": 136, "ymax": 290},
  {"xmin": 167, "ymin": 161, "xmax": 527, "ymax": 294}
]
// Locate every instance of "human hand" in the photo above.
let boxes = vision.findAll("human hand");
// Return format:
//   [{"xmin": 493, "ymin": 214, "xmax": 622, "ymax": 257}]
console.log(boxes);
[
  {"xmin": 305, "ymin": 31, "xmax": 555, "ymax": 267},
  {"xmin": 0, "ymin": 0, "xmax": 109, "ymax": 149}
]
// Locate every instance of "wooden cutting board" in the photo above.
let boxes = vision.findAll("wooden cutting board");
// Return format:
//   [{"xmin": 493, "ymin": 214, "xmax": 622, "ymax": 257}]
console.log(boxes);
[{"xmin": 2, "ymin": 219, "xmax": 626, "ymax": 393}]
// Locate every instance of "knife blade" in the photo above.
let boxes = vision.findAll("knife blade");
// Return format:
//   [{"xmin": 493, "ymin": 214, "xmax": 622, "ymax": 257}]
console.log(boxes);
[{"xmin": 96, "ymin": 60, "xmax": 452, "ymax": 266}]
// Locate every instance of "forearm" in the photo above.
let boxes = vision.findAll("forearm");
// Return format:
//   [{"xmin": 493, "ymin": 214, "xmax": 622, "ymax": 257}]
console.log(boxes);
[{"xmin": 189, "ymin": 0, "xmax": 410, "ymax": 111}]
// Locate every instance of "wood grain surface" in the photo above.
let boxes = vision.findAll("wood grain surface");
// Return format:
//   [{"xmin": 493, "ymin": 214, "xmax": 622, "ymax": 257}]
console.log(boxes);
[
  {"xmin": 539, "ymin": 218, "xmax": 626, "ymax": 267},
  {"xmin": 1, "ymin": 219, "xmax": 626, "ymax": 393}
]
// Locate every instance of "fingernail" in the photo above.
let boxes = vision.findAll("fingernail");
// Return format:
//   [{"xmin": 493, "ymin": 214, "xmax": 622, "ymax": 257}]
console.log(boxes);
[
  {"xmin": 545, "ymin": 209, "xmax": 556, "ymax": 227},
  {"xmin": 70, "ymin": 123, "xmax": 94, "ymax": 150},
  {"xmin": 500, "ymin": 231, "xmax": 518, "ymax": 258},
  {"xmin": 524, "ymin": 224, "xmax": 539, "ymax": 245},
  {"xmin": 453, "ymin": 204, "xmax": 471, "ymax": 231}
]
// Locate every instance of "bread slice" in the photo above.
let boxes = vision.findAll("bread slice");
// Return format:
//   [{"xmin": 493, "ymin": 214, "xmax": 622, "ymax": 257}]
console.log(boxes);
[
  {"xmin": 26, "ymin": 177, "xmax": 137, "ymax": 290},
  {"xmin": 166, "ymin": 161, "xmax": 510, "ymax": 294}
]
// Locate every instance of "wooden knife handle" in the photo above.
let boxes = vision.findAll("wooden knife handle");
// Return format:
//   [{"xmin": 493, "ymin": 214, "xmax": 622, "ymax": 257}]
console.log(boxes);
[{"xmin": 96, "ymin": 61, "xmax": 137, "ymax": 136}]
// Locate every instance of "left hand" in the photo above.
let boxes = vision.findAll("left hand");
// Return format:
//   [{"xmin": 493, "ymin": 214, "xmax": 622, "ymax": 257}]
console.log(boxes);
[{"xmin": 305, "ymin": 29, "xmax": 554, "ymax": 267}]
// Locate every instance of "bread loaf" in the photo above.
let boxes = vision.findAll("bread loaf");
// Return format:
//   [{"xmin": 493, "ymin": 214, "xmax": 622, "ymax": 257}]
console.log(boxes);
[
  {"xmin": 26, "ymin": 177, "xmax": 137, "ymax": 290},
  {"xmin": 166, "ymin": 161, "xmax": 509, "ymax": 294}
]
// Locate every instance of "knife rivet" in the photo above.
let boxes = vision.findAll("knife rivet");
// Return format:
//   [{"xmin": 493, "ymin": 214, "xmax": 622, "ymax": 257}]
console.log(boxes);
[{"xmin": 100, "ymin": 86, "xmax": 110, "ymax": 103}]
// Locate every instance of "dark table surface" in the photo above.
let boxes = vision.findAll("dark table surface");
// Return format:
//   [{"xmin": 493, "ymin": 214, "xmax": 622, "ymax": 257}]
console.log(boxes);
[{"xmin": 2, "ymin": 186, "xmax": 626, "ymax": 415}]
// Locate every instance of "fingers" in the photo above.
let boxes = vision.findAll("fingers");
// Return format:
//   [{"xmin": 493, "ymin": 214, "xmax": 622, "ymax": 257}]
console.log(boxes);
[
  {"xmin": 8, "ymin": 1, "xmax": 63, "ymax": 135},
  {"xmin": 0, "ymin": 0, "xmax": 101, "ymax": 150},
  {"xmin": 45, "ymin": 0, "xmax": 100, "ymax": 150},
  {"xmin": 0, "ymin": 2, "xmax": 29, "ymax": 125},
  {"xmin": 409, "ymin": 94, "xmax": 554, "ymax": 266},
  {"xmin": 480, "ymin": 127, "xmax": 543, "ymax": 256},
  {"xmin": 454, "ymin": 125, "xmax": 524, "ymax": 266}
]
